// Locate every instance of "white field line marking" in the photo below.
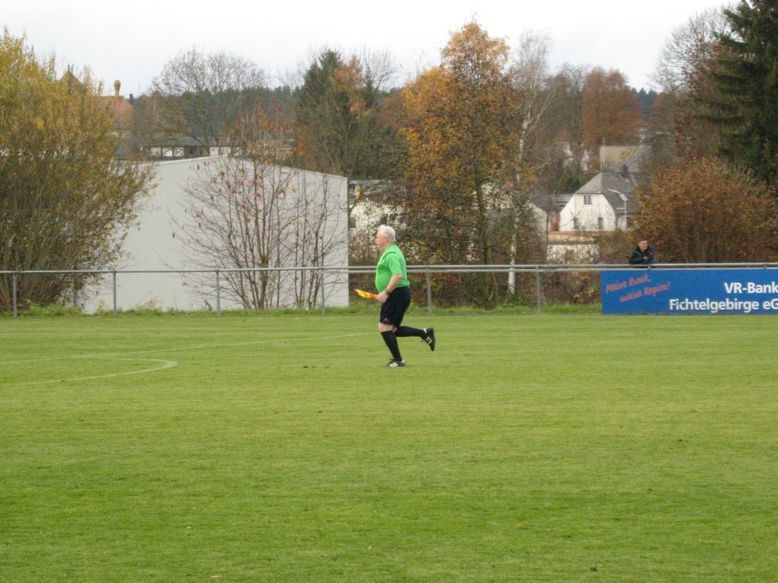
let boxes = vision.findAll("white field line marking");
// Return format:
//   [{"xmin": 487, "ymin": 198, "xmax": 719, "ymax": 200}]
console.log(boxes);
[
  {"xmin": 14, "ymin": 356, "xmax": 179, "ymax": 387},
  {"xmin": 3, "ymin": 331, "xmax": 373, "ymax": 386}
]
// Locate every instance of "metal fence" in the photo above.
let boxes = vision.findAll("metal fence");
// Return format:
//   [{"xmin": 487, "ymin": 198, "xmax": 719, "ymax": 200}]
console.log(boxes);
[{"xmin": 2, "ymin": 263, "xmax": 778, "ymax": 318}]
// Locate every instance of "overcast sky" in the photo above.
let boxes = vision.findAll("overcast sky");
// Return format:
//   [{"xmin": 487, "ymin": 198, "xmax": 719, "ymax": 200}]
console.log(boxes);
[{"xmin": 6, "ymin": 0, "xmax": 725, "ymax": 96}]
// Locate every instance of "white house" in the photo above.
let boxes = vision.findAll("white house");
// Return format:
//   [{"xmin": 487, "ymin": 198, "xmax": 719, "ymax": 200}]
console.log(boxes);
[
  {"xmin": 558, "ymin": 146, "xmax": 650, "ymax": 233},
  {"xmin": 558, "ymin": 172, "xmax": 638, "ymax": 232},
  {"xmin": 83, "ymin": 157, "xmax": 349, "ymax": 312},
  {"xmin": 548, "ymin": 146, "xmax": 650, "ymax": 262}
]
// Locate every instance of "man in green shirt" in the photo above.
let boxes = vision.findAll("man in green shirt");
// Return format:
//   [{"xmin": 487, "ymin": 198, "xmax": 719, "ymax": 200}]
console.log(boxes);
[{"xmin": 374, "ymin": 225, "xmax": 435, "ymax": 367}]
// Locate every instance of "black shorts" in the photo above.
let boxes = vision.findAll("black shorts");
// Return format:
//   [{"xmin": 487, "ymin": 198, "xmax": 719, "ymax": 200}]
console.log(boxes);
[{"xmin": 379, "ymin": 286, "xmax": 411, "ymax": 327}]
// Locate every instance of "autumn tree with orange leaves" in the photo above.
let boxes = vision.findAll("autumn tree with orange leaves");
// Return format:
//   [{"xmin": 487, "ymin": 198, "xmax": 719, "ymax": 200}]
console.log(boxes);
[
  {"xmin": 636, "ymin": 157, "xmax": 777, "ymax": 262},
  {"xmin": 400, "ymin": 22, "xmax": 522, "ymax": 304},
  {"xmin": 0, "ymin": 31, "xmax": 151, "ymax": 311},
  {"xmin": 581, "ymin": 68, "xmax": 643, "ymax": 168}
]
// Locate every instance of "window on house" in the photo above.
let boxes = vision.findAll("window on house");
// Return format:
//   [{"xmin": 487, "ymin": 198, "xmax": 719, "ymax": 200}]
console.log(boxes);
[
  {"xmin": 584, "ymin": 195, "xmax": 592, "ymax": 205},
  {"xmin": 573, "ymin": 218, "xmax": 580, "ymax": 230},
  {"xmin": 597, "ymin": 217, "xmax": 604, "ymax": 230}
]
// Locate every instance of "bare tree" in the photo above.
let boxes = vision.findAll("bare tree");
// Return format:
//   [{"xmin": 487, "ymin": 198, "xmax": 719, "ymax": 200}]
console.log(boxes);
[
  {"xmin": 354, "ymin": 48, "xmax": 399, "ymax": 92},
  {"xmin": 506, "ymin": 30, "xmax": 557, "ymax": 291},
  {"xmin": 176, "ymin": 157, "xmax": 286, "ymax": 309},
  {"xmin": 176, "ymin": 107, "xmax": 346, "ymax": 309},
  {"xmin": 511, "ymin": 30, "xmax": 555, "ymax": 171},
  {"xmin": 652, "ymin": 8, "xmax": 728, "ymax": 93},
  {"xmin": 284, "ymin": 171, "xmax": 347, "ymax": 308},
  {"xmin": 140, "ymin": 48, "xmax": 267, "ymax": 150},
  {"xmin": 647, "ymin": 9, "xmax": 730, "ymax": 169}
]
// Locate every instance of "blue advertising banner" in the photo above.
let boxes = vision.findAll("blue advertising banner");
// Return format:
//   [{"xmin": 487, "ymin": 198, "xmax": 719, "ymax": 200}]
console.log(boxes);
[{"xmin": 601, "ymin": 269, "xmax": 778, "ymax": 314}]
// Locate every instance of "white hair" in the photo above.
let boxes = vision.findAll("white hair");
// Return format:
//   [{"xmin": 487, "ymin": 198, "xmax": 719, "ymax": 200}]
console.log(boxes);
[{"xmin": 377, "ymin": 224, "xmax": 396, "ymax": 242}]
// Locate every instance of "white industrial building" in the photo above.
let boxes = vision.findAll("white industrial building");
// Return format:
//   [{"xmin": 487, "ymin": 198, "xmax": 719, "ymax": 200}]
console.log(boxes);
[{"xmin": 83, "ymin": 157, "xmax": 349, "ymax": 312}]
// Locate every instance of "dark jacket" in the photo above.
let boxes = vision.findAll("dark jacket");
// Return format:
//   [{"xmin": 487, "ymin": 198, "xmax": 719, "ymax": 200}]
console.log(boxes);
[{"xmin": 629, "ymin": 245, "xmax": 656, "ymax": 265}]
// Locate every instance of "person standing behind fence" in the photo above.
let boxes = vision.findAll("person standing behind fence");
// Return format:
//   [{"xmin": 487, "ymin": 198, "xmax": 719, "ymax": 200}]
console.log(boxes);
[
  {"xmin": 374, "ymin": 225, "xmax": 435, "ymax": 368},
  {"xmin": 629, "ymin": 238, "xmax": 656, "ymax": 266}
]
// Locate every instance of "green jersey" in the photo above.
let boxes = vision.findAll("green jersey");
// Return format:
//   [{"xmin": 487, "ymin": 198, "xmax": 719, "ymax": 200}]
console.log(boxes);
[{"xmin": 375, "ymin": 243, "xmax": 410, "ymax": 292}]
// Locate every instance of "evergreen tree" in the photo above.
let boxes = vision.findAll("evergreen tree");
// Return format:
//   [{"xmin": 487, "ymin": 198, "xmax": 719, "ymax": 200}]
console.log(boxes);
[
  {"xmin": 711, "ymin": 0, "xmax": 778, "ymax": 188},
  {"xmin": 293, "ymin": 50, "xmax": 402, "ymax": 178},
  {"xmin": 635, "ymin": 88, "xmax": 658, "ymax": 120},
  {"xmin": 294, "ymin": 50, "xmax": 350, "ymax": 174}
]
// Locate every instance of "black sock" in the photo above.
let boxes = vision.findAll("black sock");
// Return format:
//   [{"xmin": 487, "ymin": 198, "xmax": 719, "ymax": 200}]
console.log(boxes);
[
  {"xmin": 396, "ymin": 326, "xmax": 426, "ymax": 338},
  {"xmin": 381, "ymin": 331, "xmax": 402, "ymax": 361}
]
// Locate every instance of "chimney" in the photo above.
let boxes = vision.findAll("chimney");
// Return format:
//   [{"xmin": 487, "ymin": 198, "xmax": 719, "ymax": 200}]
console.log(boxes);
[{"xmin": 114, "ymin": 80, "xmax": 121, "ymax": 97}]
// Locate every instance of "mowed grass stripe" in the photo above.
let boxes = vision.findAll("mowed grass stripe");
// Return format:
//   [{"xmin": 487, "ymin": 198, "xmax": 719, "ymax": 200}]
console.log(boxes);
[{"xmin": 1, "ymin": 313, "xmax": 776, "ymax": 581}]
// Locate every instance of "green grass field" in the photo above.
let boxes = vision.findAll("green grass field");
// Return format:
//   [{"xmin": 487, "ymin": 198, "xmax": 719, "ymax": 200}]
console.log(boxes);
[{"xmin": 1, "ymin": 310, "xmax": 776, "ymax": 581}]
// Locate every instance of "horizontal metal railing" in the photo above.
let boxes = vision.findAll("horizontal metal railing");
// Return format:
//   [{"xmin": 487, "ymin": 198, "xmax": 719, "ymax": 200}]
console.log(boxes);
[{"xmin": 2, "ymin": 263, "xmax": 777, "ymax": 318}]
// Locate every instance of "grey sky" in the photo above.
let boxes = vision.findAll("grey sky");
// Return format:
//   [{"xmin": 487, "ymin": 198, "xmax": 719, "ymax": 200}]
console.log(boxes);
[{"xmin": 6, "ymin": 0, "xmax": 725, "ymax": 96}]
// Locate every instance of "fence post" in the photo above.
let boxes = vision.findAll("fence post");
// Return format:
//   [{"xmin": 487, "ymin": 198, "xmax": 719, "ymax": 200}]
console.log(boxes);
[
  {"xmin": 112, "ymin": 270, "xmax": 117, "ymax": 315},
  {"xmin": 535, "ymin": 266, "xmax": 542, "ymax": 315},
  {"xmin": 320, "ymin": 267, "xmax": 326, "ymax": 316},
  {"xmin": 12, "ymin": 273, "xmax": 18, "ymax": 318},
  {"xmin": 215, "ymin": 270, "xmax": 221, "ymax": 315},
  {"xmin": 426, "ymin": 268, "xmax": 433, "ymax": 316}
]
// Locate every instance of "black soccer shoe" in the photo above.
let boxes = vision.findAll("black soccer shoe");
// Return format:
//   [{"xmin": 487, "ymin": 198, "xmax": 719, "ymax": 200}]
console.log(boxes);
[
  {"xmin": 422, "ymin": 327, "xmax": 436, "ymax": 351},
  {"xmin": 386, "ymin": 359, "xmax": 406, "ymax": 368}
]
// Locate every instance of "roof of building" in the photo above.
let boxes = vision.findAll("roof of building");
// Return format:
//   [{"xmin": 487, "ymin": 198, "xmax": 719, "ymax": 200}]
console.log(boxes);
[
  {"xmin": 97, "ymin": 95, "xmax": 133, "ymax": 128},
  {"xmin": 575, "ymin": 172, "xmax": 640, "ymax": 213}
]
